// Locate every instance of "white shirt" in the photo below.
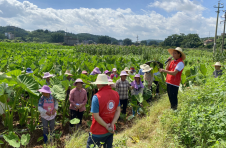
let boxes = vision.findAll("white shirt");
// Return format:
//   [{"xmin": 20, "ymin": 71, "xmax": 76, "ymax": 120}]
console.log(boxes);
[{"xmin": 175, "ymin": 62, "xmax": 184, "ymax": 72}]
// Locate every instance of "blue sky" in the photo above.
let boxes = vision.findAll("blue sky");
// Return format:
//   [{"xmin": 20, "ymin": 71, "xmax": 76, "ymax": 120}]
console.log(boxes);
[{"xmin": 0, "ymin": 0, "xmax": 225, "ymax": 41}]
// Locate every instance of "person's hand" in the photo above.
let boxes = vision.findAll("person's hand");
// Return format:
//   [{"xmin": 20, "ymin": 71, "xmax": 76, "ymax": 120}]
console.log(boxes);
[
  {"xmin": 75, "ymin": 104, "xmax": 79, "ymax": 109},
  {"xmin": 108, "ymin": 123, "xmax": 115, "ymax": 134},
  {"xmin": 46, "ymin": 111, "xmax": 51, "ymax": 116},
  {"xmin": 131, "ymin": 86, "xmax": 134, "ymax": 89},
  {"xmin": 159, "ymin": 68, "xmax": 165, "ymax": 73},
  {"xmin": 52, "ymin": 108, "xmax": 56, "ymax": 114},
  {"xmin": 77, "ymin": 104, "xmax": 82, "ymax": 109}
]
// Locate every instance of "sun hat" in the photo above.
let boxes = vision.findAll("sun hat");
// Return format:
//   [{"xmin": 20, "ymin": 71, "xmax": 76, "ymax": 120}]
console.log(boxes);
[
  {"xmin": 168, "ymin": 47, "xmax": 186, "ymax": 60},
  {"xmin": 91, "ymin": 74, "xmax": 111, "ymax": 84},
  {"xmin": 120, "ymin": 71, "xmax": 129, "ymax": 76},
  {"xmin": 43, "ymin": 72, "xmax": 54, "ymax": 78},
  {"xmin": 82, "ymin": 70, "xmax": 88, "ymax": 74},
  {"xmin": 142, "ymin": 65, "xmax": 153, "ymax": 73},
  {"xmin": 213, "ymin": 62, "xmax": 222, "ymax": 66},
  {"xmin": 65, "ymin": 70, "xmax": 73, "ymax": 76},
  {"xmin": 26, "ymin": 68, "xmax": 33, "ymax": 73},
  {"xmin": 73, "ymin": 79, "xmax": 84, "ymax": 86},
  {"xmin": 38, "ymin": 85, "xmax": 51, "ymax": 94},
  {"xmin": 134, "ymin": 74, "xmax": 141, "ymax": 78},
  {"xmin": 124, "ymin": 67, "xmax": 130, "ymax": 72},
  {"xmin": 112, "ymin": 68, "xmax": 117, "ymax": 72},
  {"xmin": 104, "ymin": 70, "xmax": 111, "ymax": 74},
  {"xmin": 92, "ymin": 67, "xmax": 101, "ymax": 74},
  {"xmin": 108, "ymin": 79, "xmax": 115, "ymax": 85},
  {"xmin": 140, "ymin": 64, "xmax": 148, "ymax": 69}
]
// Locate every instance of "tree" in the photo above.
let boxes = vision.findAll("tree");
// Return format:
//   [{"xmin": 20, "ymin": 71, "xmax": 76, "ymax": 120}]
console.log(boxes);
[
  {"xmin": 123, "ymin": 38, "xmax": 132, "ymax": 46},
  {"xmin": 51, "ymin": 33, "xmax": 64, "ymax": 43},
  {"xmin": 141, "ymin": 40, "xmax": 147, "ymax": 45},
  {"xmin": 0, "ymin": 34, "xmax": 6, "ymax": 39},
  {"xmin": 148, "ymin": 41, "xmax": 158, "ymax": 46},
  {"xmin": 97, "ymin": 36, "xmax": 111, "ymax": 44},
  {"xmin": 112, "ymin": 41, "xmax": 118, "ymax": 45},
  {"xmin": 88, "ymin": 40, "xmax": 94, "ymax": 44}
]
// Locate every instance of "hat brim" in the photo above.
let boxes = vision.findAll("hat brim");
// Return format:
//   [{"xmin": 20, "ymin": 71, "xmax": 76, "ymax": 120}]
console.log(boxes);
[
  {"xmin": 213, "ymin": 65, "xmax": 222, "ymax": 66},
  {"xmin": 120, "ymin": 73, "xmax": 129, "ymax": 76},
  {"xmin": 65, "ymin": 73, "xmax": 73, "ymax": 76},
  {"xmin": 73, "ymin": 82, "xmax": 84, "ymax": 85},
  {"xmin": 124, "ymin": 69, "xmax": 130, "ymax": 72},
  {"xmin": 140, "ymin": 65, "xmax": 145, "ymax": 69},
  {"xmin": 91, "ymin": 81, "xmax": 110, "ymax": 85},
  {"xmin": 108, "ymin": 82, "xmax": 115, "ymax": 85},
  {"xmin": 26, "ymin": 71, "xmax": 33, "ymax": 73},
  {"xmin": 142, "ymin": 68, "xmax": 153, "ymax": 73},
  {"xmin": 168, "ymin": 49, "xmax": 186, "ymax": 60},
  {"xmin": 38, "ymin": 89, "xmax": 51, "ymax": 94},
  {"xmin": 43, "ymin": 75, "xmax": 54, "ymax": 78}
]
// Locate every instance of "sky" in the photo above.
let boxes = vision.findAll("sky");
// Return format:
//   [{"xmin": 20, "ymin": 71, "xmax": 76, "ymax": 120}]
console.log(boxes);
[{"xmin": 0, "ymin": 0, "xmax": 225, "ymax": 41}]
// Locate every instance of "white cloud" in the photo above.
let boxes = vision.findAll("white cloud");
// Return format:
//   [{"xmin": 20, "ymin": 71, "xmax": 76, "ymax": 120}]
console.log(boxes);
[{"xmin": 0, "ymin": 0, "xmax": 222, "ymax": 41}]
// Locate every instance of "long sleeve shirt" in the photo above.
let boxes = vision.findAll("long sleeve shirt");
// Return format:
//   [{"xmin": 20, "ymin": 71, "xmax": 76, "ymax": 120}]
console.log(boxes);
[
  {"xmin": 69, "ymin": 87, "xmax": 87, "ymax": 112},
  {"xmin": 116, "ymin": 79, "xmax": 131, "ymax": 100},
  {"xmin": 144, "ymin": 72, "xmax": 154, "ymax": 89}
]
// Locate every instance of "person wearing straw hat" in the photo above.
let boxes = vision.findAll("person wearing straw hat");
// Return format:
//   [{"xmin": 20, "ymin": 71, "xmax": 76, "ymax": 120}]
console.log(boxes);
[
  {"xmin": 142, "ymin": 65, "xmax": 154, "ymax": 102},
  {"xmin": 124, "ymin": 67, "xmax": 130, "ymax": 74},
  {"xmin": 159, "ymin": 47, "xmax": 186, "ymax": 110},
  {"xmin": 43, "ymin": 72, "xmax": 55, "ymax": 86},
  {"xmin": 131, "ymin": 74, "xmax": 144, "ymax": 116},
  {"xmin": 116, "ymin": 71, "xmax": 132, "ymax": 114},
  {"xmin": 138, "ymin": 64, "xmax": 147, "ymax": 75},
  {"xmin": 104, "ymin": 70, "xmax": 111, "ymax": 79},
  {"xmin": 90, "ymin": 67, "xmax": 102, "ymax": 75},
  {"xmin": 86, "ymin": 74, "xmax": 120, "ymax": 148},
  {"xmin": 38, "ymin": 85, "xmax": 58, "ymax": 143},
  {"xmin": 69, "ymin": 79, "xmax": 87, "ymax": 131},
  {"xmin": 82, "ymin": 70, "xmax": 88, "ymax": 75},
  {"xmin": 110, "ymin": 68, "xmax": 118, "ymax": 79},
  {"xmin": 213, "ymin": 62, "xmax": 223, "ymax": 78}
]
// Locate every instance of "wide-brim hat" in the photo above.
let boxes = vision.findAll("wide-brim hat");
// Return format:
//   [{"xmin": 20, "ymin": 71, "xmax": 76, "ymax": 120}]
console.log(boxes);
[
  {"xmin": 112, "ymin": 68, "xmax": 117, "ymax": 72},
  {"xmin": 142, "ymin": 65, "xmax": 153, "ymax": 72},
  {"xmin": 65, "ymin": 70, "xmax": 73, "ymax": 76},
  {"xmin": 168, "ymin": 47, "xmax": 186, "ymax": 60},
  {"xmin": 38, "ymin": 85, "xmax": 51, "ymax": 94},
  {"xmin": 134, "ymin": 74, "xmax": 140, "ymax": 78},
  {"xmin": 124, "ymin": 67, "xmax": 130, "ymax": 72},
  {"xmin": 26, "ymin": 68, "xmax": 33, "ymax": 73},
  {"xmin": 213, "ymin": 62, "xmax": 222, "ymax": 66},
  {"xmin": 43, "ymin": 72, "xmax": 55, "ymax": 78},
  {"xmin": 120, "ymin": 71, "xmax": 129, "ymax": 76},
  {"xmin": 73, "ymin": 79, "xmax": 84, "ymax": 85},
  {"xmin": 104, "ymin": 70, "xmax": 111, "ymax": 74},
  {"xmin": 91, "ymin": 74, "xmax": 111, "ymax": 84},
  {"xmin": 82, "ymin": 70, "xmax": 88, "ymax": 74},
  {"xmin": 140, "ymin": 64, "xmax": 148, "ymax": 69},
  {"xmin": 93, "ymin": 67, "xmax": 101, "ymax": 74}
]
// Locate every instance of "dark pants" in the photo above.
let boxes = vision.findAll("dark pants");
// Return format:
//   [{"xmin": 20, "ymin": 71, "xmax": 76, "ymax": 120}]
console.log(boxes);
[
  {"xmin": 154, "ymin": 81, "xmax": 159, "ymax": 93},
  {"xmin": 167, "ymin": 84, "xmax": 179, "ymax": 110},
  {"xmin": 70, "ymin": 109, "xmax": 84, "ymax": 127},
  {"xmin": 120, "ymin": 99, "xmax": 128, "ymax": 114},
  {"xmin": 86, "ymin": 133, "xmax": 113, "ymax": 148}
]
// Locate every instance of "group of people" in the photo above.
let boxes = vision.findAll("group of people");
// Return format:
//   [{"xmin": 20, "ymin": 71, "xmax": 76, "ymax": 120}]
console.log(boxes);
[{"xmin": 35, "ymin": 47, "xmax": 189, "ymax": 147}]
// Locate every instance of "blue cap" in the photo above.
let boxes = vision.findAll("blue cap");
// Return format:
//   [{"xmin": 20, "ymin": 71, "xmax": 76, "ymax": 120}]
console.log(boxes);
[{"xmin": 26, "ymin": 68, "xmax": 33, "ymax": 73}]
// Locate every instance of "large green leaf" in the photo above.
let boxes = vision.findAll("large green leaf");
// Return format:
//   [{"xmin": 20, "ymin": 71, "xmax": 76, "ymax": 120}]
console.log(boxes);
[
  {"xmin": 181, "ymin": 73, "xmax": 186, "ymax": 84},
  {"xmin": 3, "ymin": 132, "xmax": 20, "ymax": 148},
  {"xmin": 16, "ymin": 75, "xmax": 39, "ymax": 96},
  {"xmin": 21, "ymin": 134, "xmax": 30, "ymax": 146},
  {"xmin": 200, "ymin": 64, "xmax": 207, "ymax": 76},
  {"xmin": 50, "ymin": 85, "xmax": 66, "ymax": 100},
  {"xmin": 6, "ymin": 70, "xmax": 21, "ymax": 77},
  {"xmin": 135, "ymin": 93, "xmax": 143, "ymax": 103},
  {"xmin": 70, "ymin": 118, "xmax": 80, "ymax": 124}
]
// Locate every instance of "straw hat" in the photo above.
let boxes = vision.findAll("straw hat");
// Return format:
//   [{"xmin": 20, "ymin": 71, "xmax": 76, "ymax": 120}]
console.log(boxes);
[
  {"xmin": 65, "ymin": 70, "xmax": 73, "ymax": 76},
  {"xmin": 43, "ymin": 72, "xmax": 55, "ymax": 78},
  {"xmin": 140, "ymin": 64, "xmax": 148, "ymax": 69},
  {"xmin": 124, "ymin": 67, "xmax": 130, "ymax": 72},
  {"xmin": 91, "ymin": 74, "xmax": 111, "ymax": 84},
  {"xmin": 120, "ymin": 71, "xmax": 129, "ymax": 76},
  {"xmin": 142, "ymin": 65, "xmax": 153, "ymax": 73},
  {"xmin": 213, "ymin": 62, "xmax": 222, "ymax": 66},
  {"xmin": 168, "ymin": 47, "xmax": 186, "ymax": 60},
  {"xmin": 73, "ymin": 79, "xmax": 84, "ymax": 86},
  {"xmin": 38, "ymin": 85, "xmax": 51, "ymax": 94},
  {"xmin": 108, "ymin": 79, "xmax": 115, "ymax": 85}
]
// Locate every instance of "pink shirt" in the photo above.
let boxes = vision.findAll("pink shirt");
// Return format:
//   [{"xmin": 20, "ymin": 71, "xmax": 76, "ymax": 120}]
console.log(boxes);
[
  {"xmin": 110, "ymin": 74, "xmax": 118, "ymax": 79},
  {"xmin": 69, "ymin": 87, "xmax": 87, "ymax": 112}
]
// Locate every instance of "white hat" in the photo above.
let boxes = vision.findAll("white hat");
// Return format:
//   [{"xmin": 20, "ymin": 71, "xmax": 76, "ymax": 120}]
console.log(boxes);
[
  {"xmin": 43, "ymin": 72, "xmax": 55, "ymax": 78},
  {"xmin": 168, "ymin": 47, "xmax": 186, "ymax": 60},
  {"xmin": 91, "ymin": 74, "xmax": 111, "ymax": 84},
  {"xmin": 124, "ymin": 67, "xmax": 130, "ymax": 72},
  {"xmin": 142, "ymin": 65, "xmax": 153, "ymax": 73},
  {"xmin": 120, "ymin": 71, "xmax": 129, "ymax": 76},
  {"xmin": 213, "ymin": 62, "xmax": 222, "ymax": 66},
  {"xmin": 140, "ymin": 64, "xmax": 148, "ymax": 69},
  {"xmin": 65, "ymin": 70, "xmax": 73, "ymax": 76},
  {"xmin": 112, "ymin": 68, "xmax": 117, "ymax": 72}
]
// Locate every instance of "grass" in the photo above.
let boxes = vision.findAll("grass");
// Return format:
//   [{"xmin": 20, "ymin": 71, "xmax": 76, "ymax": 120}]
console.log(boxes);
[{"xmin": 63, "ymin": 92, "xmax": 185, "ymax": 148}]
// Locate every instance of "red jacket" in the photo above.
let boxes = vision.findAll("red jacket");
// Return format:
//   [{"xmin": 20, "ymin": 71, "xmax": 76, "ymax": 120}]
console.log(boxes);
[
  {"xmin": 90, "ymin": 86, "xmax": 119, "ymax": 135},
  {"xmin": 166, "ymin": 58, "xmax": 184, "ymax": 86}
]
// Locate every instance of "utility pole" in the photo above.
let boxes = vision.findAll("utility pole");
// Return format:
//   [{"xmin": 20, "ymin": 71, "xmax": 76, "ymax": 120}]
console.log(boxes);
[
  {"xmin": 136, "ymin": 35, "xmax": 138, "ymax": 43},
  {"xmin": 213, "ymin": 1, "xmax": 224, "ymax": 53},
  {"xmin": 221, "ymin": 11, "xmax": 226, "ymax": 52}
]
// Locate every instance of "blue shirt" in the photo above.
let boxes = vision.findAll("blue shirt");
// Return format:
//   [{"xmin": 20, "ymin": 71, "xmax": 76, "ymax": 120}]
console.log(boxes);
[
  {"xmin": 91, "ymin": 95, "xmax": 120, "ymax": 137},
  {"xmin": 138, "ymin": 69, "xmax": 145, "ymax": 75}
]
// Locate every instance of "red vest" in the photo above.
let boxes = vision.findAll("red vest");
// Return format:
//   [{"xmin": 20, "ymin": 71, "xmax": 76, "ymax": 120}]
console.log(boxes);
[
  {"xmin": 166, "ymin": 58, "xmax": 184, "ymax": 86},
  {"xmin": 90, "ymin": 85, "xmax": 119, "ymax": 135}
]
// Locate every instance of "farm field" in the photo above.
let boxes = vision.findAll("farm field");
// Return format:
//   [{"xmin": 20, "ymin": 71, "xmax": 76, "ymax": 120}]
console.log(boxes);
[{"xmin": 0, "ymin": 42, "xmax": 225, "ymax": 148}]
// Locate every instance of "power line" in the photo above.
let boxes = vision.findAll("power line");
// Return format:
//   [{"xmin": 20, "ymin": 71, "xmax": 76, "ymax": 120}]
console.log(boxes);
[
  {"xmin": 213, "ymin": 0, "xmax": 224, "ymax": 53},
  {"xmin": 221, "ymin": 10, "xmax": 226, "ymax": 52}
]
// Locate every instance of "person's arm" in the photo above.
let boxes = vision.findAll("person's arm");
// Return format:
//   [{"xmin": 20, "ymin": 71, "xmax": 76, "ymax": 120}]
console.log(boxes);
[
  {"xmin": 80, "ymin": 91, "xmax": 88, "ymax": 107},
  {"xmin": 69, "ymin": 90, "xmax": 77, "ymax": 107},
  {"xmin": 54, "ymin": 99, "xmax": 58, "ymax": 110},
  {"xmin": 93, "ymin": 113, "xmax": 109, "ymax": 129},
  {"xmin": 111, "ymin": 106, "xmax": 121, "ymax": 125},
  {"xmin": 38, "ymin": 98, "xmax": 47, "ymax": 114},
  {"xmin": 115, "ymin": 81, "xmax": 119, "ymax": 91},
  {"xmin": 165, "ymin": 58, "xmax": 172, "ymax": 70},
  {"xmin": 160, "ymin": 62, "xmax": 184, "ymax": 76}
]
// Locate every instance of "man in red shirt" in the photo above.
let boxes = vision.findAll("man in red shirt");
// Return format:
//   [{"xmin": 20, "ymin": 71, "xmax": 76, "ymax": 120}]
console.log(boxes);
[
  {"xmin": 159, "ymin": 47, "xmax": 186, "ymax": 110},
  {"xmin": 86, "ymin": 74, "xmax": 121, "ymax": 148}
]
